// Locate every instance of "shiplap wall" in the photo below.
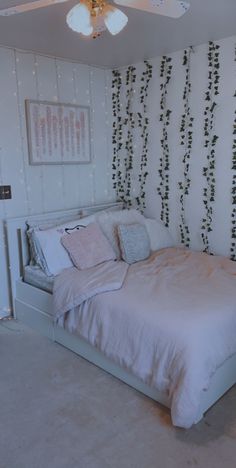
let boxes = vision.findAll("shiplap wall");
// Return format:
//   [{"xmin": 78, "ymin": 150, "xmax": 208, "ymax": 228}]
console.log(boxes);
[{"xmin": 0, "ymin": 46, "xmax": 114, "ymax": 315}]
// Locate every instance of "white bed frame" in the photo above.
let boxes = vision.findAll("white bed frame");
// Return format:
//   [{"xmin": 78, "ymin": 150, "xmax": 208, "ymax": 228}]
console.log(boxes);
[{"xmin": 5, "ymin": 202, "xmax": 236, "ymax": 424}]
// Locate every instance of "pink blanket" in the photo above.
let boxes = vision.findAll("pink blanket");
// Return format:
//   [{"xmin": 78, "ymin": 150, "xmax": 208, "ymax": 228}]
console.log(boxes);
[{"xmin": 53, "ymin": 260, "xmax": 128, "ymax": 320}]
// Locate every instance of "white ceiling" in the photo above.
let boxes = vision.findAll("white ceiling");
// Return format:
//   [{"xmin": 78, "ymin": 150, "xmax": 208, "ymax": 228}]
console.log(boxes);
[{"xmin": 0, "ymin": 0, "xmax": 235, "ymax": 68}]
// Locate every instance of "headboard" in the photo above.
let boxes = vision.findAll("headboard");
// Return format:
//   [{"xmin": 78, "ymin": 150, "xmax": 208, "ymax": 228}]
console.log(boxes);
[{"xmin": 5, "ymin": 201, "xmax": 123, "ymax": 315}]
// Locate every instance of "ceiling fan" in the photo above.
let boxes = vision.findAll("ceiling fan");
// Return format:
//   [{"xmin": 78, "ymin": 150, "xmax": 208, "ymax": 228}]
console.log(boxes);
[{"xmin": 0, "ymin": 0, "xmax": 190, "ymax": 38}]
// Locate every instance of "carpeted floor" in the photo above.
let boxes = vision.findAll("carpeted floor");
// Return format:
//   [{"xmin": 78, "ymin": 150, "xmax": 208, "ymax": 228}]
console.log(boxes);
[{"xmin": 1, "ymin": 320, "xmax": 236, "ymax": 468}]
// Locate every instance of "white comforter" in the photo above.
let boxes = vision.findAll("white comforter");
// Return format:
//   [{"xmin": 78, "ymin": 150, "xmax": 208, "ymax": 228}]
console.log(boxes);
[{"xmin": 53, "ymin": 247, "xmax": 236, "ymax": 428}]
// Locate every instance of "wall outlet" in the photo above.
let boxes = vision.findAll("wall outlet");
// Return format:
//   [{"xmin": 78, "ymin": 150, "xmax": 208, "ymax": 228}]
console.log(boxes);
[{"xmin": 0, "ymin": 185, "xmax": 12, "ymax": 200}]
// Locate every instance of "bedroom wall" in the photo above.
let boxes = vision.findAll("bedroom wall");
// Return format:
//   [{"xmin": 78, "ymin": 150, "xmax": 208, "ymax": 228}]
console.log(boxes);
[
  {"xmin": 110, "ymin": 35, "xmax": 236, "ymax": 258},
  {"xmin": 0, "ymin": 46, "xmax": 115, "ymax": 316}
]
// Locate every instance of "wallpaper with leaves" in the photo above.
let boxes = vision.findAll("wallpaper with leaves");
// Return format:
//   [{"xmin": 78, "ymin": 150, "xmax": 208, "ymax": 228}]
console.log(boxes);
[
  {"xmin": 111, "ymin": 35, "xmax": 236, "ymax": 260},
  {"xmin": 112, "ymin": 61, "xmax": 153, "ymax": 212}
]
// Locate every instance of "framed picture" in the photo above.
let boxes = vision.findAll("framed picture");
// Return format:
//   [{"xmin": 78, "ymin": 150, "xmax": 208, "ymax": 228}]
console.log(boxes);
[{"xmin": 25, "ymin": 99, "xmax": 91, "ymax": 165}]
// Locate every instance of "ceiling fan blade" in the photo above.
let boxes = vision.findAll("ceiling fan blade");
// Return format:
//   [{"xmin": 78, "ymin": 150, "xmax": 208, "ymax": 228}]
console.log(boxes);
[
  {"xmin": 113, "ymin": 0, "xmax": 190, "ymax": 18},
  {"xmin": 0, "ymin": 0, "xmax": 69, "ymax": 16}
]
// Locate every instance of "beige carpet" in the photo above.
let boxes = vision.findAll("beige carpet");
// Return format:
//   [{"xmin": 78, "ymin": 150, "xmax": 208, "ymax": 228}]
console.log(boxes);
[{"xmin": 1, "ymin": 320, "xmax": 236, "ymax": 468}]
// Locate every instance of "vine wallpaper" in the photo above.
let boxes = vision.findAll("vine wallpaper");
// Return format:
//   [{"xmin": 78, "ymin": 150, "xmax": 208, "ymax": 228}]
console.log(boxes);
[
  {"xmin": 201, "ymin": 41, "xmax": 220, "ymax": 253},
  {"xmin": 178, "ymin": 48, "xmax": 194, "ymax": 248},
  {"xmin": 158, "ymin": 55, "xmax": 172, "ymax": 227},
  {"xmin": 111, "ymin": 35, "xmax": 236, "ymax": 260},
  {"xmin": 230, "ymin": 47, "xmax": 236, "ymax": 260},
  {"xmin": 112, "ymin": 61, "xmax": 153, "ymax": 212}
]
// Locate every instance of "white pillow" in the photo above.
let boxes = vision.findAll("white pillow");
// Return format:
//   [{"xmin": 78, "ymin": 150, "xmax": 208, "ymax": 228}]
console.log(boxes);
[
  {"xmin": 26, "ymin": 214, "xmax": 81, "ymax": 231},
  {"xmin": 144, "ymin": 218, "xmax": 174, "ymax": 251},
  {"xmin": 34, "ymin": 214, "xmax": 95, "ymax": 276},
  {"xmin": 27, "ymin": 215, "xmax": 83, "ymax": 268},
  {"xmin": 96, "ymin": 209, "xmax": 145, "ymax": 259}
]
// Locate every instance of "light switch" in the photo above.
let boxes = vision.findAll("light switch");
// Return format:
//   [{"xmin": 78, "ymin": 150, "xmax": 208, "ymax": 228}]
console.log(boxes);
[{"xmin": 0, "ymin": 185, "xmax": 12, "ymax": 200}]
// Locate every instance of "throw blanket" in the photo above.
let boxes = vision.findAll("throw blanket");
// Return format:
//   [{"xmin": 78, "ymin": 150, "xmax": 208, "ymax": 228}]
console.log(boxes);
[
  {"xmin": 53, "ymin": 260, "xmax": 128, "ymax": 321},
  {"xmin": 53, "ymin": 248, "xmax": 236, "ymax": 429}
]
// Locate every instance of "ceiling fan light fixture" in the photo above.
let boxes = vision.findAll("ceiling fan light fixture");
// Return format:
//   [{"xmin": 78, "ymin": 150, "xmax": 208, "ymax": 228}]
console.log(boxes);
[
  {"xmin": 91, "ymin": 12, "xmax": 106, "ymax": 35},
  {"xmin": 66, "ymin": 1, "xmax": 93, "ymax": 36},
  {"xmin": 103, "ymin": 4, "xmax": 128, "ymax": 35}
]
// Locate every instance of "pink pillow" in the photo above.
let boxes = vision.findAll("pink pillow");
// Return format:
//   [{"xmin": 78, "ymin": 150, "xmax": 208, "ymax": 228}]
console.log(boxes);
[{"xmin": 61, "ymin": 223, "xmax": 116, "ymax": 270}]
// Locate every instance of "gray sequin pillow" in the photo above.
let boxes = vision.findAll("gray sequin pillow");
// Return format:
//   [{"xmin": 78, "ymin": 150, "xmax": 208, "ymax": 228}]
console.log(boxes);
[{"xmin": 117, "ymin": 223, "xmax": 150, "ymax": 265}]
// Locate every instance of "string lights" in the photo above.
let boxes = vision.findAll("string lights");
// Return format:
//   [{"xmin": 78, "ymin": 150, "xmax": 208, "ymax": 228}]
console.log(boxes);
[
  {"xmin": 14, "ymin": 50, "xmax": 32, "ymax": 214},
  {"xmin": 88, "ymin": 67, "xmax": 96, "ymax": 205},
  {"xmin": 34, "ymin": 54, "xmax": 46, "ymax": 212},
  {"xmin": 54, "ymin": 57, "xmax": 67, "ymax": 205},
  {"xmin": 104, "ymin": 69, "xmax": 113, "ymax": 200},
  {"xmin": 0, "ymin": 45, "xmax": 112, "ymax": 316}
]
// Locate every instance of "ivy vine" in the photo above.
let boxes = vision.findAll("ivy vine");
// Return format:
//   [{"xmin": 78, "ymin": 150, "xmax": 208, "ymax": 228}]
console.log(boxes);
[
  {"xmin": 201, "ymin": 41, "xmax": 220, "ymax": 253},
  {"xmin": 111, "ymin": 69, "xmax": 123, "ymax": 199},
  {"xmin": 136, "ymin": 60, "xmax": 153, "ymax": 212},
  {"xmin": 111, "ymin": 62, "xmax": 152, "ymax": 211},
  {"xmin": 230, "ymin": 47, "xmax": 236, "ymax": 260},
  {"xmin": 179, "ymin": 48, "xmax": 194, "ymax": 247},
  {"xmin": 230, "ymin": 109, "xmax": 236, "ymax": 260},
  {"xmin": 158, "ymin": 55, "xmax": 173, "ymax": 227},
  {"xmin": 112, "ymin": 67, "xmax": 137, "ymax": 206},
  {"xmin": 123, "ymin": 66, "xmax": 136, "ymax": 207}
]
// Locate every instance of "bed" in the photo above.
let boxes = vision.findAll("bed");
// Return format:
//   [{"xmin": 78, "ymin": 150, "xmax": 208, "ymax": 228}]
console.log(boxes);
[{"xmin": 5, "ymin": 202, "xmax": 236, "ymax": 429}]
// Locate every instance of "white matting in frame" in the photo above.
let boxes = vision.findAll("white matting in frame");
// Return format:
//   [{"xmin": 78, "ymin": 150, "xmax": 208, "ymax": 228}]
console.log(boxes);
[{"xmin": 25, "ymin": 100, "xmax": 91, "ymax": 165}]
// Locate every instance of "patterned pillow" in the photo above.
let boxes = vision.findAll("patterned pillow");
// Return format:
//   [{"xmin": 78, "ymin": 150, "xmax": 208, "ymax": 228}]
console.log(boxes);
[
  {"xmin": 117, "ymin": 223, "xmax": 150, "ymax": 265},
  {"xmin": 61, "ymin": 223, "xmax": 116, "ymax": 270},
  {"xmin": 97, "ymin": 209, "xmax": 145, "ymax": 259}
]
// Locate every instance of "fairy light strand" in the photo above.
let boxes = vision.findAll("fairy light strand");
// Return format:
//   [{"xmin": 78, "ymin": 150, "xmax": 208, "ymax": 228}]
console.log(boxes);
[
  {"xmin": 88, "ymin": 67, "xmax": 96, "ymax": 205},
  {"xmin": 104, "ymin": 69, "xmax": 113, "ymax": 200},
  {"xmin": 14, "ymin": 50, "xmax": 31, "ymax": 214},
  {"xmin": 33, "ymin": 54, "xmax": 47, "ymax": 214},
  {"xmin": 54, "ymin": 57, "xmax": 67, "ymax": 205},
  {"xmin": 71, "ymin": 64, "xmax": 83, "ymax": 206}
]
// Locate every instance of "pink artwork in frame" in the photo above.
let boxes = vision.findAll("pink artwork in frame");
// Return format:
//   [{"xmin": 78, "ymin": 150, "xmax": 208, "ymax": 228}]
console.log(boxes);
[{"xmin": 25, "ymin": 99, "xmax": 91, "ymax": 165}]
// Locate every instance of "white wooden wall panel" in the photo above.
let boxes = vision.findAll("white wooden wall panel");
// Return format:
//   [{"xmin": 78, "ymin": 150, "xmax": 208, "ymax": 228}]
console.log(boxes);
[
  {"xmin": 72, "ymin": 63, "xmax": 94, "ymax": 207},
  {"xmin": 0, "ymin": 46, "xmax": 115, "ymax": 314},
  {"xmin": 0, "ymin": 48, "xmax": 28, "ymax": 218},
  {"xmin": 55, "ymin": 59, "xmax": 82, "ymax": 210},
  {"xmin": 104, "ymin": 70, "xmax": 115, "ymax": 202},
  {"xmin": 15, "ymin": 51, "xmax": 44, "ymax": 216},
  {"xmin": 91, "ymin": 67, "xmax": 111, "ymax": 204},
  {"xmin": 36, "ymin": 54, "xmax": 65, "ymax": 213}
]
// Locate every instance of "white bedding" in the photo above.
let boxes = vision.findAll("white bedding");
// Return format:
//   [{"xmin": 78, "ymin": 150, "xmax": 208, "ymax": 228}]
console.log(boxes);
[{"xmin": 53, "ymin": 247, "xmax": 236, "ymax": 428}]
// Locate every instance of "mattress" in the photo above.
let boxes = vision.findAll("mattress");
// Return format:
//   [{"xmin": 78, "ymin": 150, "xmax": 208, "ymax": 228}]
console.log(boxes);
[{"xmin": 24, "ymin": 265, "xmax": 54, "ymax": 293}]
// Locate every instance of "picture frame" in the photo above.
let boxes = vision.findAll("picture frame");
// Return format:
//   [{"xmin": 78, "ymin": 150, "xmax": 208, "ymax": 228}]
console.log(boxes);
[{"xmin": 25, "ymin": 99, "xmax": 91, "ymax": 165}]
